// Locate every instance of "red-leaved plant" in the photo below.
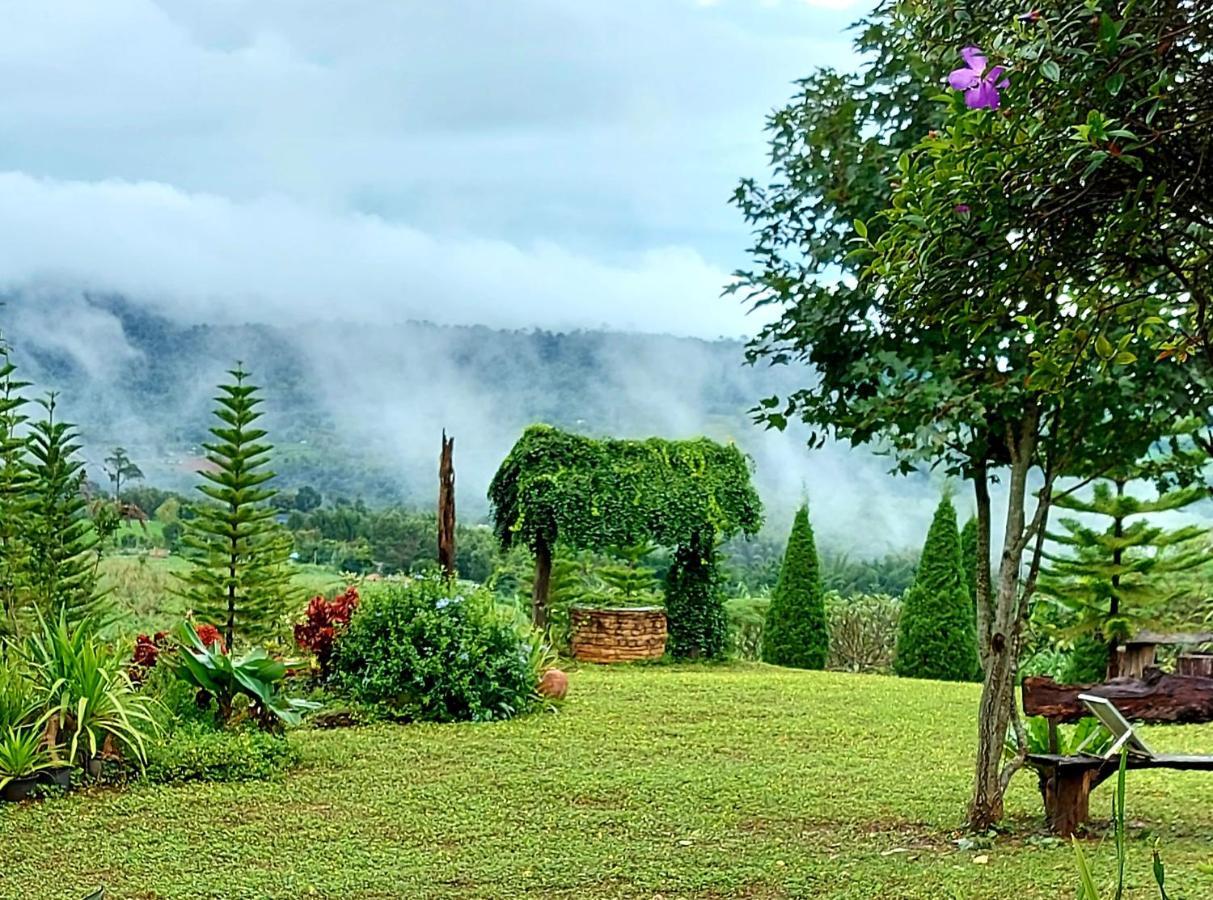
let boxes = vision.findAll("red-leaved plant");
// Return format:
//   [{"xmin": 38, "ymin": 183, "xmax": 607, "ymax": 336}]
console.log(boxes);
[
  {"xmin": 294, "ymin": 586, "xmax": 359, "ymax": 677},
  {"xmin": 129, "ymin": 623, "xmax": 226, "ymax": 685}
]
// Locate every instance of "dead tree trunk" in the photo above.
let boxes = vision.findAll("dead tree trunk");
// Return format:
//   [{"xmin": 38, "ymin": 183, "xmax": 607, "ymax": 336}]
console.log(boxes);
[{"xmin": 438, "ymin": 431, "xmax": 456, "ymax": 580}]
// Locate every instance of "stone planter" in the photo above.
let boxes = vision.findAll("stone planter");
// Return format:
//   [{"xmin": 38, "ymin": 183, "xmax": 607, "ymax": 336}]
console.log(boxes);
[{"xmin": 569, "ymin": 606, "xmax": 667, "ymax": 663}]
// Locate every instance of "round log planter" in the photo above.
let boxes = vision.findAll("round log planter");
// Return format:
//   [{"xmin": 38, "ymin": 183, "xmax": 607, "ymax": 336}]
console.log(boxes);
[{"xmin": 569, "ymin": 606, "xmax": 667, "ymax": 663}]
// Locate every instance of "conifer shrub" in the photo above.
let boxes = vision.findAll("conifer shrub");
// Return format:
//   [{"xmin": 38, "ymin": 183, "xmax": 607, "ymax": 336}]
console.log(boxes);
[
  {"xmin": 894, "ymin": 495, "xmax": 979, "ymax": 682},
  {"xmin": 761, "ymin": 505, "xmax": 828, "ymax": 669}
]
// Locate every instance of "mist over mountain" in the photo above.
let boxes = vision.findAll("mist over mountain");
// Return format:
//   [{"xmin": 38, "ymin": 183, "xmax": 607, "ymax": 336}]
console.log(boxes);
[{"xmin": 2, "ymin": 291, "xmax": 942, "ymax": 553}]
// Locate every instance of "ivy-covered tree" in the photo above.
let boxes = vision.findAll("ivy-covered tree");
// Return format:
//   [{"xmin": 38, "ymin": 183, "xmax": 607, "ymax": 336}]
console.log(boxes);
[
  {"xmin": 730, "ymin": 1, "xmax": 1206, "ymax": 827},
  {"xmin": 488, "ymin": 425, "xmax": 762, "ymax": 658},
  {"xmin": 1039, "ymin": 479, "xmax": 1208, "ymax": 679},
  {"xmin": 761, "ymin": 505, "xmax": 827, "ymax": 669},
  {"xmin": 665, "ymin": 531, "xmax": 728, "ymax": 660},
  {"xmin": 25, "ymin": 394, "xmax": 103, "ymax": 625},
  {"xmin": 895, "ymin": 496, "xmax": 978, "ymax": 682},
  {"xmin": 178, "ymin": 367, "xmax": 295, "ymax": 650},
  {"xmin": 0, "ymin": 343, "xmax": 32, "ymax": 638}
]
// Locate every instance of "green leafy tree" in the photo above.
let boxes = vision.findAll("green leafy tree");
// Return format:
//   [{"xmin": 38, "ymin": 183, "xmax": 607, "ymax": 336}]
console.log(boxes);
[
  {"xmin": 895, "ymin": 496, "xmax": 978, "ymax": 682},
  {"xmin": 762, "ymin": 505, "xmax": 827, "ymax": 669},
  {"xmin": 1040, "ymin": 479, "xmax": 1208, "ymax": 679},
  {"xmin": 730, "ymin": 2, "xmax": 1206, "ymax": 827},
  {"xmin": 178, "ymin": 367, "xmax": 295, "ymax": 650},
  {"xmin": 25, "ymin": 395, "xmax": 104, "ymax": 626},
  {"xmin": 0, "ymin": 344, "xmax": 32, "ymax": 638}
]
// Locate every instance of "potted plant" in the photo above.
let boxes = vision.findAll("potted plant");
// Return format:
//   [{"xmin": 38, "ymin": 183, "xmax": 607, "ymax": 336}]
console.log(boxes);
[{"xmin": 0, "ymin": 726, "xmax": 52, "ymax": 802}]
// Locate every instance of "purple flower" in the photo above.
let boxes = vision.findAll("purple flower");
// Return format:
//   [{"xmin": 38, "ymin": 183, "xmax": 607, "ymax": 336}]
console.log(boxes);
[
  {"xmin": 954, "ymin": 204, "xmax": 971, "ymax": 215},
  {"xmin": 948, "ymin": 46, "xmax": 1010, "ymax": 110}
]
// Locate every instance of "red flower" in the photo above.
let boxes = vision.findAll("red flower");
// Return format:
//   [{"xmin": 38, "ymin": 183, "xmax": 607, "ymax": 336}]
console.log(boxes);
[
  {"xmin": 294, "ymin": 587, "xmax": 359, "ymax": 675},
  {"xmin": 194, "ymin": 623, "xmax": 226, "ymax": 653}
]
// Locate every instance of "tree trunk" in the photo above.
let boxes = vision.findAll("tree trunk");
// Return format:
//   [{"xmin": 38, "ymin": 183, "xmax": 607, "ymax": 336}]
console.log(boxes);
[
  {"xmin": 438, "ymin": 431, "xmax": 456, "ymax": 580},
  {"xmin": 969, "ymin": 416, "xmax": 1040, "ymax": 831},
  {"xmin": 1106, "ymin": 478, "xmax": 1126, "ymax": 679},
  {"xmin": 973, "ymin": 460, "xmax": 994, "ymax": 675},
  {"xmin": 532, "ymin": 538, "xmax": 552, "ymax": 629}
]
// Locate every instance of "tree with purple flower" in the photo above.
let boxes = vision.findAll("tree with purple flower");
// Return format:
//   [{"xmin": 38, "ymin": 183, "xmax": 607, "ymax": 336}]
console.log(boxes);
[{"xmin": 948, "ymin": 46, "xmax": 1010, "ymax": 109}]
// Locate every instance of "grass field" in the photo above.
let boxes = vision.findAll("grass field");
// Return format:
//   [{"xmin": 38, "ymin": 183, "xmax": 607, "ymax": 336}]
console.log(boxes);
[{"xmin": 2, "ymin": 665, "xmax": 1212, "ymax": 899}]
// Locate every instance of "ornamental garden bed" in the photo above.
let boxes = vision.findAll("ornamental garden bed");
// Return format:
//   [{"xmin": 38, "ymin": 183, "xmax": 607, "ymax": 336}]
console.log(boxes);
[{"xmin": 569, "ymin": 605, "xmax": 667, "ymax": 663}]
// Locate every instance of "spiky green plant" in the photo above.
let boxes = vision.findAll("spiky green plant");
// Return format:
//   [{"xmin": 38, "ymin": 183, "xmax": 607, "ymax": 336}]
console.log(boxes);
[
  {"xmin": 25, "ymin": 394, "xmax": 106, "ymax": 627},
  {"xmin": 762, "ymin": 505, "xmax": 828, "ymax": 669},
  {"xmin": 177, "ymin": 367, "xmax": 296, "ymax": 651},
  {"xmin": 894, "ymin": 494, "xmax": 978, "ymax": 682},
  {"xmin": 0, "ymin": 341, "xmax": 32, "ymax": 640}
]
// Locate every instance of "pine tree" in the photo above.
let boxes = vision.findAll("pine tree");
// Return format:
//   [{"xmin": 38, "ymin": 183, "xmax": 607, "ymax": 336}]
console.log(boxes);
[
  {"xmin": 761, "ymin": 505, "xmax": 828, "ymax": 669},
  {"xmin": 894, "ymin": 495, "xmax": 977, "ymax": 682},
  {"xmin": 1039, "ymin": 478, "xmax": 1207, "ymax": 679},
  {"xmin": 103, "ymin": 446, "xmax": 144, "ymax": 503},
  {"xmin": 0, "ymin": 343, "xmax": 32, "ymax": 639},
  {"xmin": 664, "ymin": 530, "xmax": 728, "ymax": 660},
  {"xmin": 597, "ymin": 543, "xmax": 660, "ymax": 605},
  {"xmin": 960, "ymin": 516, "xmax": 979, "ymax": 607},
  {"xmin": 25, "ymin": 394, "xmax": 104, "ymax": 625},
  {"xmin": 178, "ymin": 366, "xmax": 295, "ymax": 650}
]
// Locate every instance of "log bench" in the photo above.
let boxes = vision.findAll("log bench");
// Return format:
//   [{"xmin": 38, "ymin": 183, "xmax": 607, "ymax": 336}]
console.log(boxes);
[
  {"xmin": 1026, "ymin": 752, "xmax": 1213, "ymax": 836},
  {"xmin": 1022, "ymin": 673, "xmax": 1213, "ymax": 835}
]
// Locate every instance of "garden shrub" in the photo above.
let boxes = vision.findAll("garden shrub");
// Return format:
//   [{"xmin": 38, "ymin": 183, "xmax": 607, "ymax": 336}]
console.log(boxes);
[
  {"xmin": 294, "ymin": 586, "xmax": 359, "ymax": 677},
  {"xmin": 825, "ymin": 592, "xmax": 900, "ymax": 673},
  {"xmin": 1062, "ymin": 634, "xmax": 1109, "ymax": 685},
  {"xmin": 894, "ymin": 495, "xmax": 979, "ymax": 682},
  {"xmin": 331, "ymin": 578, "xmax": 548, "ymax": 723},
  {"xmin": 139, "ymin": 724, "xmax": 299, "ymax": 784},
  {"xmin": 761, "ymin": 505, "xmax": 828, "ymax": 669},
  {"xmin": 725, "ymin": 594, "xmax": 769, "ymax": 661}
]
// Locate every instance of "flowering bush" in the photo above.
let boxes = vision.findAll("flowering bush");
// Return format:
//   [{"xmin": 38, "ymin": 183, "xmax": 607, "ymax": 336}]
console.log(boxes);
[
  {"xmin": 294, "ymin": 587, "xmax": 359, "ymax": 677},
  {"xmin": 130, "ymin": 624, "xmax": 225, "ymax": 685}
]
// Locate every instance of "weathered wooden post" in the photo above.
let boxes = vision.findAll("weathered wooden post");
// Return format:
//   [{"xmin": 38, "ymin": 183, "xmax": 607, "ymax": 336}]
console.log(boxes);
[{"xmin": 438, "ymin": 431, "xmax": 456, "ymax": 580}]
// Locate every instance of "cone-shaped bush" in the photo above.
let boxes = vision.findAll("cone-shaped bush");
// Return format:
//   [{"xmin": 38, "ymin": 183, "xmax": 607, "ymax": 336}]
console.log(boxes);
[
  {"xmin": 894, "ymin": 495, "xmax": 978, "ymax": 681},
  {"xmin": 761, "ymin": 504, "xmax": 827, "ymax": 669},
  {"xmin": 960, "ymin": 516, "xmax": 979, "ymax": 607}
]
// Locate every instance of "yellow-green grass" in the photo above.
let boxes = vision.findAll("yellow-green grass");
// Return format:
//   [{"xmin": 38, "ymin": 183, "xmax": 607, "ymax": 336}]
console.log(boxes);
[{"xmin": 2, "ymin": 666, "xmax": 1212, "ymax": 899}]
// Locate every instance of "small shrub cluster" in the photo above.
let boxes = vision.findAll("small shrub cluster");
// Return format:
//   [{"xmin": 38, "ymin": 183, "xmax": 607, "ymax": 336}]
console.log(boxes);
[
  {"xmin": 141, "ymin": 724, "xmax": 300, "ymax": 784},
  {"xmin": 825, "ymin": 593, "xmax": 900, "ymax": 673},
  {"xmin": 331, "ymin": 577, "xmax": 548, "ymax": 723},
  {"xmin": 294, "ymin": 586, "xmax": 359, "ymax": 677}
]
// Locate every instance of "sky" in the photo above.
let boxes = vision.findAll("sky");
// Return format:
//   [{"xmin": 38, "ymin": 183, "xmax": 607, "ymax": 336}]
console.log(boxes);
[{"xmin": 0, "ymin": 0, "xmax": 860, "ymax": 338}]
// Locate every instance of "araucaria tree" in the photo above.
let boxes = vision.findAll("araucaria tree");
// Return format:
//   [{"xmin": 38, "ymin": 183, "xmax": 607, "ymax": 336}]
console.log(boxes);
[
  {"xmin": 895, "ymin": 496, "xmax": 977, "ymax": 682},
  {"xmin": 103, "ymin": 446, "xmax": 144, "ymax": 503},
  {"xmin": 26, "ymin": 394, "xmax": 103, "ymax": 625},
  {"xmin": 1039, "ymin": 479, "xmax": 1208, "ymax": 679},
  {"xmin": 731, "ymin": 2, "xmax": 1209, "ymax": 828},
  {"xmin": 179, "ymin": 367, "xmax": 295, "ymax": 650},
  {"xmin": 762, "ymin": 505, "xmax": 827, "ymax": 669},
  {"xmin": 0, "ymin": 343, "xmax": 32, "ymax": 637}
]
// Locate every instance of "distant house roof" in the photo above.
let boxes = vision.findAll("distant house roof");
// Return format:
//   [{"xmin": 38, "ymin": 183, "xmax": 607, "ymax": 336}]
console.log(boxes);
[{"xmin": 1126, "ymin": 630, "xmax": 1213, "ymax": 647}]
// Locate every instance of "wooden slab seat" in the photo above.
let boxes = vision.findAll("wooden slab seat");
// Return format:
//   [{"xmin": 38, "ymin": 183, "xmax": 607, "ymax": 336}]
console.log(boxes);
[
  {"xmin": 1026, "ymin": 752, "xmax": 1213, "ymax": 837},
  {"xmin": 1022, "ymin": 677, "xmax": 1213, "ymax": 835}
]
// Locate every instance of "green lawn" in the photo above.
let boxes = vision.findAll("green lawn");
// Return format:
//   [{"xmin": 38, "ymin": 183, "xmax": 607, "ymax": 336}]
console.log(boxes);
[{"xmin": 3, "ymin": 665, "xmax": 1212, "ymax": 898}]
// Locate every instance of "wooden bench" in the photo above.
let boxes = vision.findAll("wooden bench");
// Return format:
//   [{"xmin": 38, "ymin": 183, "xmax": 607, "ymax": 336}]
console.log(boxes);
[{"xmin": 1024, "ymin": 691, "xmax": 1213, "ymax": 835}]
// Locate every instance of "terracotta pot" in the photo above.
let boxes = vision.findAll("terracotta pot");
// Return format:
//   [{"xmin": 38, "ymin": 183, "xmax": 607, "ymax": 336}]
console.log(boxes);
[{"xmin": 538, "ymin": 669, "xmax": 569, "ymax": 700}]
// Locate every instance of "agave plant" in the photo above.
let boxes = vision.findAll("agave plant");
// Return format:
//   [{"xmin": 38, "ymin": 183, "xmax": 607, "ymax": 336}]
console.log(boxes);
[
  {"xmin": 0, "ymin": 724, "xmax": 52, "ymax": 790},
  {"xmin": 24, "ymin": 611, "xmax": 158, "ymax": 769},
  {"xmin": 173, "ymin": 622, "xmax": 317, "ymax": 729}
]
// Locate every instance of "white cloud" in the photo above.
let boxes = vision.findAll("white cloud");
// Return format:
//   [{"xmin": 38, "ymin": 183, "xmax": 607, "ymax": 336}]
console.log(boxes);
[{"xmin": 0, "ymin": 172, "xmax": 759, "ymax": 338}]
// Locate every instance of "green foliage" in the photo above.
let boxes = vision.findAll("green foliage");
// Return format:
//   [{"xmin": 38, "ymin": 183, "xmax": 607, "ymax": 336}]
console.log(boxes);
[
  {"xmin": 103, "ymin": 446, "xmax": 144, "ymax": 502},
  {"xmin": 25, "ymin": 395, "xmax": 105, "ymax": 628},
  {"xmin": 141, "ymin": 723, "xmax": 299, "ymax": 785},
  {"xmin": 23, "ymin": 611, "xmax": 157, "ymax": 768},
  {"xmin": 0, "ymin": 725, "xmax": 52, "ymax": 788},
  {"xmin": 762, "ymin": 505, "xmax": 827, "ymax": 669},
  {"xmin": 596, "ymin": 543, "xmax": 662, "ymax": 606},
  {"xmin": 894, "ymin": 496, "xmax": 978, "ymax": 682},
  {"xmin": 825, "ymin": 592, "xmax": 900, "ymax": 674},
  {"xmin": 0, "ymin": 342, "xmax": 32, "ymax": 640},
  {"xmin": 177, "ymin": 366, "xmax": 296, "ymax": 650},
  {"xmin": 172, "ymin": 622, "xmax": 317, "ymax": 730},
  {"xmin": 1009, "ymin": 717, "xmax": 1113, "ymax": 758},
  {"xmin": 725, "ymin": 593, "xmax": 769, "ymax": 661},
  {"xmin": 1040, "ymin": 480, "xmax": 1209, "ymax": 668},
  {"xmin": 1062, "ymin": 634, "xmax": 1112, "ymax": 686},
  {"xmin": 665, "ymin": 533, "xmax": 728, "ymax": 660},
  {"xmin": 960, "ymin": 516, "xmax": 979, "ymax": 607},
  {"xmin": 489, "ymin": 424, "xmax": 762, "ymax": 555},
  {"xmin": 331, "ymin": 578, "xmax": 549, "ymax": 723}
]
